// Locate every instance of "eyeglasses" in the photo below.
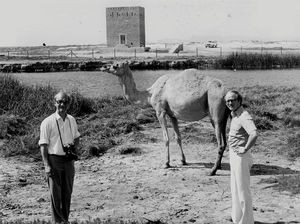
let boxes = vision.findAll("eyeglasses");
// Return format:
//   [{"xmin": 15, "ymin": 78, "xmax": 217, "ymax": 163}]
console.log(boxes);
[
  {"xmin": 56, "ymin": 100, "xmax": 68, "ymax": 104},
  {"xmin": 226, "ymin": 99, "xmax": 238, "ymax": 103}
]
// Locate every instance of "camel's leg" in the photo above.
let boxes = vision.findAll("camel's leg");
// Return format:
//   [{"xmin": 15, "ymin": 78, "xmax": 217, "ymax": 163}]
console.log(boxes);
[
  {"xmin": 157, "ymin": 111, "xmax": 171, "ymax": 168},
  {"xmin": 220, "ymin": 119, "xmax": 227, "ymax": 167},
  {"xmin": 209, "ymin": 121, "xmax": 226, "ymax": 176},
  {"xmin": 207, "ymin": 87, "xmax": 229, "ymax": 176},
  {"xmin": 209, "ymin": 118, "xmax": 221, "ymax": 170},
  {"xmin": 169, "ymin": 116, "xmax": 187, "ymax": 165}
]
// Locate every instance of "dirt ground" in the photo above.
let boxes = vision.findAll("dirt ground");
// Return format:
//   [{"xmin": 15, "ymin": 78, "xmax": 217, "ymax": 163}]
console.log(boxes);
[{"xmin": 0, "ymin": 122, "xmax": 300, "ymax": 224}]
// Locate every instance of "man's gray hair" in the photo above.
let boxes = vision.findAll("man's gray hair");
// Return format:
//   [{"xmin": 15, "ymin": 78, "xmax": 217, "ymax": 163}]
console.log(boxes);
[
  {"xmin": 225, "ymin": 90, "xmax": 243, "ymax": 103},
  {"xmin": 54, "ymin": 91, "xmax": 70, "ymax": 102}
]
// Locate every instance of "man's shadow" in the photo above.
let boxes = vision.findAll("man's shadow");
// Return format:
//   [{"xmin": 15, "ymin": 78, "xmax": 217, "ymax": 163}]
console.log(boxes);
[{"xmin": 181, "ymin": 162, "xmax": 299, "ymax": 176}]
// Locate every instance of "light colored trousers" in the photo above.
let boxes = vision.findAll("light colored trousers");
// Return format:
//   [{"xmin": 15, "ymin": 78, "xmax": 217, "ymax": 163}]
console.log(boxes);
[{"xmin": 230, "ymin": 149, "xmax": 254, "ymax": 224}]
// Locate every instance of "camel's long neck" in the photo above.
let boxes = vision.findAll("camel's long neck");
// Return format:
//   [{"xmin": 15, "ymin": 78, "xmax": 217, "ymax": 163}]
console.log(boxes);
[{"xmin": 119, "ymin": 69, "xmax": 150, "ymax": 105}]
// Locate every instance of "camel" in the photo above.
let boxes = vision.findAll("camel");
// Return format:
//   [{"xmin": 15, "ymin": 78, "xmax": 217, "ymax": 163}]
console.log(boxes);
[{"xmin": 107, "ymin": 62, "xmax": 230, "ymax": 176}]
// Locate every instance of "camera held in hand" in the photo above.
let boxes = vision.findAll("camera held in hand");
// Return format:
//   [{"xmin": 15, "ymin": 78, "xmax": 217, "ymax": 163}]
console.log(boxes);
[{"xmin": 63, "ymin": 143, "xmax": 79, "ymax": 161}]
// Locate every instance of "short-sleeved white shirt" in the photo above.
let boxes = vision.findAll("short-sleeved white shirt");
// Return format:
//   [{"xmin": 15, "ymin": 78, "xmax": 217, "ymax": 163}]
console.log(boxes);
[
  {"xmin": 228, "ymin": 107, "xmax": 257, "ymax": 151},
  {"xmin": 38, "ymin": 112, "xmax": 80, "ymax": 155}
]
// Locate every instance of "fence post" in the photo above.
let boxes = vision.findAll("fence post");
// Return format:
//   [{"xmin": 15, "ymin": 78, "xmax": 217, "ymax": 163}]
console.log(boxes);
[
  {"xmin": 114, "ymin": 49, "xmax": 116, "ymax": 58},
  {"xmin": 281, "ymin": 46, "xmax": 283, "ymax": 55},
  {"xmin": 196, "ymin": 47, "xmax": 198, "ymax": 57},
  {"xmin": 134, "ymin": 49, "xmax": 136, "ymax": 59}
]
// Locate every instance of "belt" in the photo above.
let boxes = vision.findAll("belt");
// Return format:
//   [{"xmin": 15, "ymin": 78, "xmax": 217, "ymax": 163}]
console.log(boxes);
[{"xmin": 48, "ymin": 154, "xmax": 66, "ymax": 158}]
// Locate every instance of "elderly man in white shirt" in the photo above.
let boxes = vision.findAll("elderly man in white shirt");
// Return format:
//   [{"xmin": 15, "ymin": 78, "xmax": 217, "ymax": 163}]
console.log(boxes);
[
  {"xmin": 225, "ymin": 90, "xmax": 258, "ymax": 224},
  {"xmin": 39, "ymin": 91, "xmax": 80, "ymax": 224}
]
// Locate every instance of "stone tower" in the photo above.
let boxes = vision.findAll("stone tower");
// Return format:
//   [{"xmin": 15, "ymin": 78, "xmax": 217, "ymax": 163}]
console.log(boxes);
[{"xmin": 106, "ymin": 6, "xmax": 145, "ymax": 47}]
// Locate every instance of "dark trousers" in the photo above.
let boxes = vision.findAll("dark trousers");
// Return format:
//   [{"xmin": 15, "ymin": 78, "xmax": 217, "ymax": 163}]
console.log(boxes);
[{"xmin": 48, "ymin": 155, "xmax": 75, "ymax": 223}]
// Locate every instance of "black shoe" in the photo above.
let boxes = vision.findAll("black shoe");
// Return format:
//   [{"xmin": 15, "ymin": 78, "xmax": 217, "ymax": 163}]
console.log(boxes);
[{"xmin": 225, "ymin": 216, "xmax": 233, "ymax": 222}]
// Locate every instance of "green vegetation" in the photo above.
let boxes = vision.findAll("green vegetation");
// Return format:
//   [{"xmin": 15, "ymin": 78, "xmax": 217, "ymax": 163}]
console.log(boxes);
[
  {"xmin": 217, "ymin": 53, "xmax": 300, "ymax": 69},
  {"xmin": 0, "ymin": 75, "xmax": 95, "ymax": 119},
  {"xmin": 0, "ymin": 74, "xmax": 155, "ymax": 159},
  {"xmin": 1, "ymin": 74, "xmax": 300, "ymax": 161},
  {"xmin": 239, "ymin": 86, "xmax": 300, "ymax": 129},
  {"xmin": 237, "ymin": 85, "xmax": 300, "ymax": 160}
]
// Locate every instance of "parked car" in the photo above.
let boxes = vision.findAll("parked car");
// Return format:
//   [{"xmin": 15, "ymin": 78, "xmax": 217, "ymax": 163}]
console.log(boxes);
[{"xmin": 205, "ymin": 41, "xmax": 218, "ymax": 48}]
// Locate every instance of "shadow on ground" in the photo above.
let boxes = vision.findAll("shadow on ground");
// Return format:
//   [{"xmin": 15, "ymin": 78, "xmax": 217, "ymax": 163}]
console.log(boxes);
[
  {"xmin": 251, "ymin": 164, "xmax": 299, "ymax": 176},
  {"xmin": 174, "ymin": 162, "xmax": 299, "ymax": 176},
  {"xmin": 254, "ymin": 221, "xmax": 300, "ymax": 224},
  {"xmin": 174, "ymin": 162, "xmax": 300, "ymax": 195}
]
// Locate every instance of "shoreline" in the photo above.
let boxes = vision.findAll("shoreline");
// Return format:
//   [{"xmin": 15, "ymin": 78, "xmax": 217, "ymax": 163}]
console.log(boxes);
[
  {"xmin": 1, "ymin": 54, "xmax": 300, "ymax": 73},
  {"xmin": 0, "ymin": 56, "xmax": 216, "ymax": 73}
]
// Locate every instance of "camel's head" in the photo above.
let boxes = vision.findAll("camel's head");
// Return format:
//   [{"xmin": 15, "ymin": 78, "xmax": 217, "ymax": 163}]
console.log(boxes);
[
  {"xmin": 106, "ymin": 61, "xmax": 135, "ymax": 89},
  {"xmin": 108, "ymin": 61, "xmax": 131, "ymax": 77}
]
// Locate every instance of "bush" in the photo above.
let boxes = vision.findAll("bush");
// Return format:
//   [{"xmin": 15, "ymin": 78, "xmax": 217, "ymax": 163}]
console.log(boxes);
[
  {"xmin": 238, "ymin": 86, "xmax": 300, "ymax": 131},
  {"xmin": 286, "ymin": 132, "xmax": 300, "ymax": 159},
  {"xmin": 0, "ymin": 74, "xmax": 55, "ymax": 119},
  {"xmin": 0, "ymin": 75, "xmax": 97, "ymax": 158},
  {"xmin": 0, "ymin": 74, "xmax": 95, "ymax": 119},
  {"xmin": 218, "ymin": 53, "xmax": 300, "ymax": 69}
]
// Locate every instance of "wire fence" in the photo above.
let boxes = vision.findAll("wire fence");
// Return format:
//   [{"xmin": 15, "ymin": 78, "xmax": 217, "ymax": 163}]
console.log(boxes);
[{"xmin": 1, "ymin": 45, "xmax": 300, "ymax": 62}]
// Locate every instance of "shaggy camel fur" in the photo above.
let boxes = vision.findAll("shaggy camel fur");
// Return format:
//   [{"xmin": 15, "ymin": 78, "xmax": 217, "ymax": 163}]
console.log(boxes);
[{"xmin": 108, "ymin": 62, "xmax": 230, "ymax": 175}]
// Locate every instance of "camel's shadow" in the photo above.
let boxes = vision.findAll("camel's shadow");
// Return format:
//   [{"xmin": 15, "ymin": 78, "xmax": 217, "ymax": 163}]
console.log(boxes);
[{"xmin": 178, "ymin": 162, "xmax": 299, "ymax": 176}]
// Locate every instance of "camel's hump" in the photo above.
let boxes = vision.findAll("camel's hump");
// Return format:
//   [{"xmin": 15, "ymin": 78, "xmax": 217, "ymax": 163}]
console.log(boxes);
[
  {"xmin": 147, "ymin": 74, "xmax": 171, "ymax": 94},
  {"xmin": 167, "ymin": 69, "xmax": 223, "ymax": 90},
  {"xmin": 148, "ymin": 69, "xmax": 224, "ymax": 96}
]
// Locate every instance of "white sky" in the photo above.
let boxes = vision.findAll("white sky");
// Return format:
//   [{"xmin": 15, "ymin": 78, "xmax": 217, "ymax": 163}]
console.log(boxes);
[{"xmin": 1, "ymin": 0, "xmax": 299, "ymax": 46}]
